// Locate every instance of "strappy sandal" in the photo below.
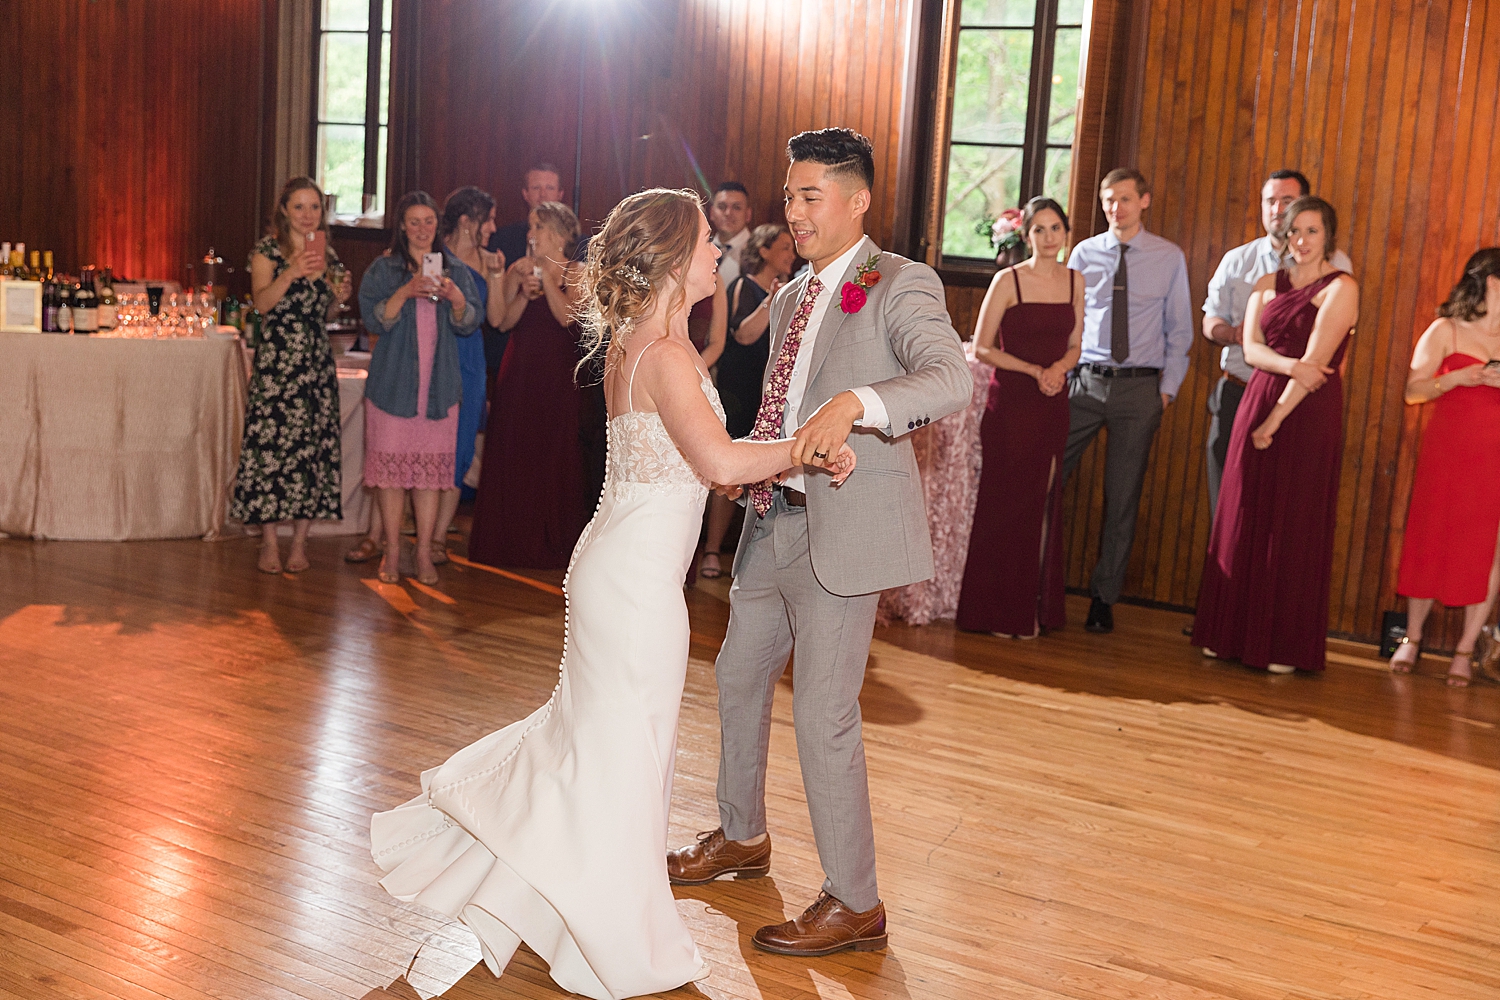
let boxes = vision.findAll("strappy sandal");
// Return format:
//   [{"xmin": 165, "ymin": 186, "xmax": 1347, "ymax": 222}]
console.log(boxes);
[
  {"xmin": 430, "ymin": 543, "xmax": 450, "ymax": 566},
  {"xmin": 1447, "ymin": 649, "xmax": 1474, "ymax": 688},
  {"xmin": 345, "ymin": 537, "xmax": 383, "ymax": 563},
  {"xmin": 699, "ymin": 551, "xmax": 723, "ymax": 579},
  {"xmin": 1389, "ymin": 635, "xmax": 1419, "ymax": 674}
]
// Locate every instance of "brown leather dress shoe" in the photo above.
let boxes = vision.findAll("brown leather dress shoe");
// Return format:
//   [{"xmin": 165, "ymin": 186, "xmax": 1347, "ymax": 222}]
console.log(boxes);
[
  {"xmin": 666, "ymin": 828, "xmax": 771, "ymax": 885},
  {"xmin": 752, "ymin": 891, "xmax": 887, "ymax": 956}
]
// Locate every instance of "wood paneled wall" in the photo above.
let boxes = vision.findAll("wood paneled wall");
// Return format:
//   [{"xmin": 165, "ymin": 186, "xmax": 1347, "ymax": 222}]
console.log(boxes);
[
  {"xmin": 0, "ymin": 1, "xmax": 277, "ymax": 288},
  {"xmin": 404, "ymin": 0, "xmax": 916, "ymax": 249},
  {"xmin": 966, "ymin": 0, "xmax": 1500, "ymax": 646}
]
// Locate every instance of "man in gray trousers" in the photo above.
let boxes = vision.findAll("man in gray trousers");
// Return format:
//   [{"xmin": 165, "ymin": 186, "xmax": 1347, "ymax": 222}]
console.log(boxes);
[
  {"xmin": 1063, "ymin": 168, "xmax": 1194, "ymax": 633},
  {"xmin": 666, "ymin": 128, "xmax": 971, "ymax": 956}
]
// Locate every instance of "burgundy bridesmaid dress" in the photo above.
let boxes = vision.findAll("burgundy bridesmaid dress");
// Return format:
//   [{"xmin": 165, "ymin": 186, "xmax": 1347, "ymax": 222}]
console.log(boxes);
[
  {"xmin": 469, "ymin": 292, "xmax": 588, "ymax": 570},
  {"xmin": 955, "ymin": 270, "xmax": 1076, "ymax": 636},
  {"xmin": 1193, "ymin": 269, "xmax": 1351, "ymax": 671}
]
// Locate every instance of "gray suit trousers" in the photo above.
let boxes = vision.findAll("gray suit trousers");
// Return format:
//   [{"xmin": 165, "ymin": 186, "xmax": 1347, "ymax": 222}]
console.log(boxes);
[
  {"xmin": 715, "ymin": 493, "xmax": 881, "ymax": 912},
  {"xmin": 1205, "ymin": 375, "xmax": 1246, "ymax": 516},
  {"xmin": 1062, "ymin": 369, "xmax": 1164, "ymax": 605}
]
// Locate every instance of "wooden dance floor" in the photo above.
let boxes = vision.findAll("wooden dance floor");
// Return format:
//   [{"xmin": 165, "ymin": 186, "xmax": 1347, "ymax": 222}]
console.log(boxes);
[{"xmin": 1, "ymin": 535, "xmax": 1496, "ymax": 1000}]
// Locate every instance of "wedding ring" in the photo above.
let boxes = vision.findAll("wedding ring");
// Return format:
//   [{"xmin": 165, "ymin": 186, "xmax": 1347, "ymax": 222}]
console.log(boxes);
[{"xmin": 812, "ymin": 450, "xmax": 829, "ymax": 460}]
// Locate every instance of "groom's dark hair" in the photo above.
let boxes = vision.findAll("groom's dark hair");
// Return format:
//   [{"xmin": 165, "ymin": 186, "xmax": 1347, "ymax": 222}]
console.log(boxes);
[{"xmin": 787, "ymin": 128, "xmax": 875, "ymax": 192}]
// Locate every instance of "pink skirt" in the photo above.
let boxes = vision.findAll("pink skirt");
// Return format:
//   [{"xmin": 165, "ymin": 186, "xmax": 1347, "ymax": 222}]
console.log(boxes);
[{"xmin": 364, "ymin": 298, "xmax": 458, "ymax": 490}]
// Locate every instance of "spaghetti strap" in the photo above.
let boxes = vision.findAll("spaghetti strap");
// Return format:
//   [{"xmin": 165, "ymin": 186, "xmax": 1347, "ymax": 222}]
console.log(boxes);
[
  {"xmin": 1011, "ymin": 268, "xmax": 1024, "ymax": 303},
  {"xmin": 627, "ymin": 338, "xmax": 663, "ymax": 412}
]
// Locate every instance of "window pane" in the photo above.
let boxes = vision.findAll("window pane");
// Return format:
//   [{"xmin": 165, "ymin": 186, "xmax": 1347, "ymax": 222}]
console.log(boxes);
[
  {"xmin": 952, "ymin": 29, "xmax": 1033, "ymax": 145},
  {"xmin": 960, "ymin": 0, "xmax": 1037, "ymax": 27},
  {"xmin": 1056, "ymin": 0, "xmax": 1087, "ymax": 24},
  {"xmin": 1048, "ymin": 27, "xmax": 1082, "ymax": 144},
  {"xmin": 943, "ymin": 144, "xmax": 1023, "ymax": 259},
  {"xmin": 1044, "ymin": 147, "xmax": 1073, "ymax": 211},
  {"xmin": 379, "ymin": 33, "xmax": 391, "ymax": 126},
  {"xmin": 318, "ymin": 124, "xmax": 366, "ymax": 210},
  {"xmin": 322, "ymin": 0, "xmax": 367, "ymax": 31},
  {"xmin": 375, "ymin": 126, "xmax": 388, "ymax": 214},
  {"xmin": 382, "ymin": 0, "xmax": 392, "ymax": 31},
  {"xmin": 319, "ymin": 33, "xmax": 368, "ymax": 123}
]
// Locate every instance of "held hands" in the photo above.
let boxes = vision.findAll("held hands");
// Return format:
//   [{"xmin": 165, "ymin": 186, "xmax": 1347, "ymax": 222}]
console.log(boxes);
[
  {"xmin": 1289, "ymin": 359, "xmax": 1336, "ymax": 393},
  {"xmin": 790, "ymin": 391, "xmax": 864, "ymax": 468},
  {"xmin": 1034, "ymin": 363, "xmax": 1068, "ymax": 397},
  {"xmin": 709, "ymin": 441, "xmax": 858, "ymax": 500}
]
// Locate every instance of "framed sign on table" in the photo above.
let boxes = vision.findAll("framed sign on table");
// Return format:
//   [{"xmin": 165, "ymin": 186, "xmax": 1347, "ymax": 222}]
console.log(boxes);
[{"xmin": 0, "ymin": 280, "xmax": 42, "ymax": 332}]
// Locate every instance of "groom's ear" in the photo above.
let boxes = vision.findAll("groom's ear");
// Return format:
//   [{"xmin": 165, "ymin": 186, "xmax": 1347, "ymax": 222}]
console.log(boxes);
[{"xmin": 848, "ymin": 186, "xmax": 871, "ymax": 220}]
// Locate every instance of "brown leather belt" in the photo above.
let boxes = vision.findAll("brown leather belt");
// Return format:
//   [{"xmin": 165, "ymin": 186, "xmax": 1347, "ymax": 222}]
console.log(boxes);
[
  {"xmin": 777, "ymin": 486, "xmax": 807, "ymax": 508},
  {"xmin": 1079, "ymin": 363, "xmax": 1161, "ymax": 379},
  {"xmin": 1222, "ymin": 371, "xmax": 1248, "ymax": 387}
]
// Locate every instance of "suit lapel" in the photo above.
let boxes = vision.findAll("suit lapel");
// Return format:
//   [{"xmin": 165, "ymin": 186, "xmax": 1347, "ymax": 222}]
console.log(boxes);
[{"xmin": 802, "ymin": 236, "xmax": 877, "ymax": 405}]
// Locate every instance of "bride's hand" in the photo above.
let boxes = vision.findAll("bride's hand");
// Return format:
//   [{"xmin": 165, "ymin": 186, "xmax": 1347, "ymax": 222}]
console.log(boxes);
[{"xmin": 827, "ymin": 443, "xmax": 857, "ymax": 485}]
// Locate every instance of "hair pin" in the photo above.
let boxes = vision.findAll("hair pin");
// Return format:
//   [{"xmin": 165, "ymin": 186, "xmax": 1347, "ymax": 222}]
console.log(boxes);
[{"xmin": 618, "ymin": 264, "xmax": 649, "ymax": 289}]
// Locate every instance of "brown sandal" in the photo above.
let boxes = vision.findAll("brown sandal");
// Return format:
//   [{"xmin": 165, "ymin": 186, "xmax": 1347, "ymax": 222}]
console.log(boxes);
[
  {"xmin": 698, "ymin": 551, "xmax": 722, "ymax": 579},
  {"xmin": 1447, "ymin": 650, "xmax": 1474, "ymax": 688},
  {"xmin": 345, "ymin": 537, "xmax": 383, "ymax": 563},
  {"xmin": 1389, "ymin": 635, "xmax": 1419, "ymax": 674},
  {"xmin": 430, "ymin": 544, "xmax": 450, "ymax": 566}
]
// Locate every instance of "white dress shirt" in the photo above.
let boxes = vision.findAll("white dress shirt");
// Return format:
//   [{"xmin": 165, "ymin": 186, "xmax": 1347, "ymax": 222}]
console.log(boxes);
[
  {"xmin": 1203, "ymin": 235, "xmax": 1354, "ymax": 381},
  {"xmin": 779, "ymin": 238, "xmax": 890, "ymax": 492},
  {"xmin": 714, "ymin": 227, "xmax": 751, "ymax": 287}
]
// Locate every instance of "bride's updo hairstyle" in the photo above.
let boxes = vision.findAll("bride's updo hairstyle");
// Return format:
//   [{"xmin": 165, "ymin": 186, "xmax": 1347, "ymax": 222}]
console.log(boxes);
[{"xmin": 576, "ymin": 187, "xmax": 703, "ymax": 376}]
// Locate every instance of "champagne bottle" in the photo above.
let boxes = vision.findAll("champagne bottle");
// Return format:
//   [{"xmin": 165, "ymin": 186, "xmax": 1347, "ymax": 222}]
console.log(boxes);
[
  {"xmin": 28, "ymin": 250, "xmax": 41, "ymax": 281},
  {"xmin": 73, "ymin": 269, "xmax": 99, "ymax": 333},
  {"xmin": 42, "ymin": 250, "xmax": 54, "ymax": 281},
  {"xmin": 222, "ymin": 295, "xmax": 241, "ymax": 330},
  {"xmin": 96, "ymin": 267, "xmax": 117, "ymax": 328}
]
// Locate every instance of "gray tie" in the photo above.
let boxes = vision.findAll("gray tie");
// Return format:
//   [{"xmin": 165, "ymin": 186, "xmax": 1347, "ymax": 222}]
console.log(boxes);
[{"xmin": 1112, "ymin": 244, "xmax": 1129, "ymax": 363}]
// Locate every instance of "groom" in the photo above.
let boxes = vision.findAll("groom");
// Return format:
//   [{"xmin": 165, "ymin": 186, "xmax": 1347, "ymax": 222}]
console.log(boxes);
[{"xmin": 668, "ymin": 128, "xmax": 971, "ymax": 954}]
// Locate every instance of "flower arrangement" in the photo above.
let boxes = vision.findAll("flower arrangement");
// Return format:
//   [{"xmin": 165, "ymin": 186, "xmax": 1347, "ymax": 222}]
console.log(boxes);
[
  {"xmin": 839, "ymin": 252, "xmax": 884, "ymax": 313},
  {"xmin": 982, "ymin": 207, "xmax": 1029, "ymax": 260}
]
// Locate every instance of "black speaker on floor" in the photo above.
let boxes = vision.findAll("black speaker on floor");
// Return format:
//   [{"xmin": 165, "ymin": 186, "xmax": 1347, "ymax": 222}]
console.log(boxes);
[{"xmin": 1379, "ymin": 611, "xmax": 1408, "ymax": 658}]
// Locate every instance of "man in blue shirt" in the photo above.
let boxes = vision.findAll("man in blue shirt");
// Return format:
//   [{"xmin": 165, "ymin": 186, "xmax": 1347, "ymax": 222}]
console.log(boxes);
[{"xmin": 1064, "ymin": 168, "xmax": 1193, "ymax": 633}]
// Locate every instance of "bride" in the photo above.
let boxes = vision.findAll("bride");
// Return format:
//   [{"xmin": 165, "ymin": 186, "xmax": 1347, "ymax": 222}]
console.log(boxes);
[{"xmin": 370, "ymin": 188, "xmax": 854, "ymax": 999}]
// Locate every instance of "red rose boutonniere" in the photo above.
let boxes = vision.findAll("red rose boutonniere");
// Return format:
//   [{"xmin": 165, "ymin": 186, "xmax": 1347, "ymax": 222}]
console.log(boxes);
[{"xmin": 840, "ymin": 252, "xmax": 883, "ymax": 313}]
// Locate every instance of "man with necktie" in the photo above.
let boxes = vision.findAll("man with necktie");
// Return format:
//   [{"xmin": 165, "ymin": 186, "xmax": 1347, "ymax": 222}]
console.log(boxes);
[
  {"xmin": 665, "ymin": 128, "xmax": 971, "ymax": 956},
  {"xmin": 1063, "ymin": 168, "xmax": 1193, "ymax": 633},
  {"xmin": 709, "ymin": 181, "xmax": 754, "ymax": 287}
]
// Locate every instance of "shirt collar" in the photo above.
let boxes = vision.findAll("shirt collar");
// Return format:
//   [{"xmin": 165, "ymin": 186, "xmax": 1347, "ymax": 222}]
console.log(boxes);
[
  {"xmin": 717, "ymin": 228, "xmax": 750, "ymax": 251},
  {"xmin": 1256, "ymin": 234, "xmax": 1287, "ymax": 266},
  {"xmin": 1103, "ymin": 227, "xmax": 1148, "ymax": 251},
  {"xmin": 809, "ymin": 237, "xmax": 868, "ymax": 288}
]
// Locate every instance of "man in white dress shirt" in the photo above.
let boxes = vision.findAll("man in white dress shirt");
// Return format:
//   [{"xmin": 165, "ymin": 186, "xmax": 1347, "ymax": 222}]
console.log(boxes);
[
  {"xmin": 1202, "ymin": 169, "xmax": 1354, "ymax": 515},
  {"xmin": 709, "ymin": 181, "xmax": 753, "ymax": 287},
  {"xmin": 666, "ymin": 128, "xmax": 970, "ymax": 957}
]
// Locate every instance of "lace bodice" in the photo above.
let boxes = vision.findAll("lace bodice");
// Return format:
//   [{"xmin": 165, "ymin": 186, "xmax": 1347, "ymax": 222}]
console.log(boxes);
[{"xmin": 607, "ymin": 374, "xmax": 725, "ymax": 498}]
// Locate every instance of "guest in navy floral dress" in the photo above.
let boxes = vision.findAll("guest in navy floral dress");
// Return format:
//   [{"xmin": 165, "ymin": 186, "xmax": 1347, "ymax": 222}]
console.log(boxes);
[{"xmin": 232, "ymin": 176, "xmax": 351, "ymax": 574}]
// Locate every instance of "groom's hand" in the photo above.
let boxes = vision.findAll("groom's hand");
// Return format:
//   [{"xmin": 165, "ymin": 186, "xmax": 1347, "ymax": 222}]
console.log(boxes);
[
  {"xmin": 791, "ymin": 391, "xmax": 864, "ymax": 468},
  {"xmin": 713, "ymin": 483, "xmax": 744, "ymax": 499}
]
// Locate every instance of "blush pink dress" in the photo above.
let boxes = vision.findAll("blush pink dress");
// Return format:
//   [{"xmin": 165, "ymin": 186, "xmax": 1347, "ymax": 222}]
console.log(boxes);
[{"xmin": 363, "ymin": 298, "xmax": 459, "ymax": 490}]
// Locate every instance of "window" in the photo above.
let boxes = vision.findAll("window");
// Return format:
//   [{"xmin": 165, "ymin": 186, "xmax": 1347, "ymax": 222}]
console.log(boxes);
[
  {"xmin": 314, "ymin": 0, "xmax": 392, "ymax": 221},
  {"xmin": 940, "ymin": 0, "xmax": 1087, "ymax": 260}
]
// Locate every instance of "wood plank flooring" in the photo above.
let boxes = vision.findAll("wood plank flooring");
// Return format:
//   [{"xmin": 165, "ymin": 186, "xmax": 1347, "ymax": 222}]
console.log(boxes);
[{"xmin": 0, "ymin": 534, "xmax": 1496, "ymax": 1000}]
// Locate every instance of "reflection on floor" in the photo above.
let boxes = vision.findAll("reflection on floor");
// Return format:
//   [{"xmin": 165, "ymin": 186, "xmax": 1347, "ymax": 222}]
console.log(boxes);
[{"xmin": 1, "ymin": 535, "xmax": 1495, "ymax": 1000}]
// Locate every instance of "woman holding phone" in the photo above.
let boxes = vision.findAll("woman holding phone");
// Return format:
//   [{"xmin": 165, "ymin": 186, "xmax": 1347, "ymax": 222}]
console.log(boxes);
[
  {"xmin": 469, "ymin": 201, "xmax": 587, "ymax": 569},
  {"xmin": 359, "ymin": 190, "xmax": 483, "ymax": 585},
  {"xmin": 233, "ymin": 175, "xmax": 351, "ymax": 575}
]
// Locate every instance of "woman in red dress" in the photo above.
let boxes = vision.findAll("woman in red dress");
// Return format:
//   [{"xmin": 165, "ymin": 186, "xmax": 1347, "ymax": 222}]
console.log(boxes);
[
  {"xmin": 1392, "ymin": 249, "xmax": 1500, "ymax": 687},
  {"xmin": 956, "ymin": 197, "xmax": 1082, "ymax": 638},
  {"xmin": 469, "ymin": 202, "xmax": 588, "ymax": 569},
  {"xmin": 1193, "ymin": 197, "xmax": 1359, "ymax": 673}
]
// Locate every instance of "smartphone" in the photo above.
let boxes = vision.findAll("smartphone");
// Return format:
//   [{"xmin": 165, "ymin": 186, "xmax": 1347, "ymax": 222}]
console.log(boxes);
[
  {"xmin": 422, "ymin": 252, "xmax": 444, "ymax": 280},
  {"xmin": 305, "ymin": 229, "xmax": 326, "ymax": 264}
]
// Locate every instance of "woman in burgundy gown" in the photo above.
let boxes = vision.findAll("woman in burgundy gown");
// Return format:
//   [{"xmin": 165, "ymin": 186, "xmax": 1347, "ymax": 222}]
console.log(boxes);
[
  {"xmin": 956, "ymin": 198, "xmax": 1083, "ymax": 637},
  {"xmin": 1194, "ymin": 197, "xmax": 1359, "ymax": 673},
  {"xmin": 1391, "ymin": 249, "xmax": 1500, "ymax": 687},
  {"xmin": 469, "ymin": 202, "xmax": 588, "ymax": 569}
]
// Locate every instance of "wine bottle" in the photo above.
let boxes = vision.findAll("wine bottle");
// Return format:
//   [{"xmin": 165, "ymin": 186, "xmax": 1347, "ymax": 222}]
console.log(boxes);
[
  {"xmin": 57, "ymin": 282, "xmax": 74, "ymax": 333},
  {"xmin": 222, "ymin": 296, "xmax": 241, "ymax": 330},
  {"xmin": 0, "ymin": 243, "xmax": 11, "ymax": 277},
  {"xmin": 42, "ymin": 279, "xmax": 59, "ymax": 332},
  {"xmin": 96, "ymin": 267, "xmax": 117, "ymax": 328},
  {"xmin": 42, "ymin": 250, "xmax": 55, "ymax": 281},
  {"xmin": 28, "ymin": 250, "xmax": 41, "ymax": 281},
  {"xmin": 73, "ymin": 269, "xmax": 99, "ymax": 333}
]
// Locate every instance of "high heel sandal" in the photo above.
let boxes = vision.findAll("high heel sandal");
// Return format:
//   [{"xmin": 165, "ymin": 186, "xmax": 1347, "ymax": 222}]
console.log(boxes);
[
  {"xmin": 699, "ymin": 550, "xmax": 723, "ymax": 579},
  {"xmin": 1389, "ymin": 635, "xmax": 1419, "ymax": 674},
  {"xmin": 1447, "ymin": 649, "xmax": 1474, "ymax": 688}
]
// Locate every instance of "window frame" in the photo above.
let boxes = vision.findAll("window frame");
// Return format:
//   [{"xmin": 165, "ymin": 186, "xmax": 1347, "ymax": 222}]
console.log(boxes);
[
  {"xmin": 926, "ymin": 0, "xmax": 1088, "ymax": 279},
  {"xmin": 310, "ymin": 0, "xmax": 391, "ymax": 221}
]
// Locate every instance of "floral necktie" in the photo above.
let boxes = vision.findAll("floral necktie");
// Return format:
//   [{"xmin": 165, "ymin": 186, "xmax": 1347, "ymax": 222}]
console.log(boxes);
[{"xmin": 747, "ymin": 276, "xmax": 823, "ymax": 516}]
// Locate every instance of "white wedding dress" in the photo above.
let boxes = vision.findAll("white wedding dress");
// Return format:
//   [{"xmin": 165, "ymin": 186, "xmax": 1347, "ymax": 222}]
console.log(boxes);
[{"xmin": 371, "ymin": 354, "xmax": 722, "ymax": 999}]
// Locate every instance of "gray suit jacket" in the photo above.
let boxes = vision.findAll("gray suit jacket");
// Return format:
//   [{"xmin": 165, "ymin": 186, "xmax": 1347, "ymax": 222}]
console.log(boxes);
[{"xmin": 732, "ymin": 236, "xmax": 971, "ymax": 597}]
